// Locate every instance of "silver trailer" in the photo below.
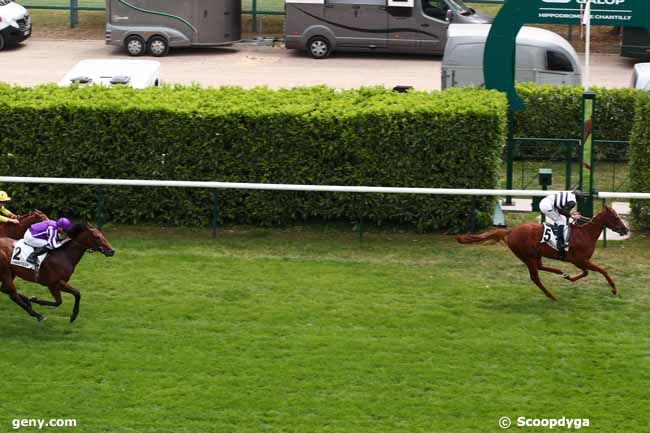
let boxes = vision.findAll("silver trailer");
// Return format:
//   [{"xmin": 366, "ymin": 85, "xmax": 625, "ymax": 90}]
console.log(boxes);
[
  {"xmin": 105, "ymin": 0, "xmax": 241, "ymax": 57},
  {"xmin": 284, "ymin": 0, "xmax": 492, "ymax": 59},
  {"xmin": 441, "ymin": 24, "xmax": 582, "ymax": 89}
]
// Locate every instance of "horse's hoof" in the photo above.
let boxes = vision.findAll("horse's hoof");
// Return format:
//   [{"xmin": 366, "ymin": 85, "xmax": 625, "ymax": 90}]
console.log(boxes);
[
  {"xmin": 37, "ymin": 315, "xmax": 47, "ymax": 322},
  {"xmin": 561, "ymin": 273, "xmax": 571, "ymax": 280},
  {"xmin": 29, "ymin": 296, "xmax": 38, "ymax": 302},
  {"xmin": 70, "ymin": 316, "xmax": 77, "ymax": 323}
]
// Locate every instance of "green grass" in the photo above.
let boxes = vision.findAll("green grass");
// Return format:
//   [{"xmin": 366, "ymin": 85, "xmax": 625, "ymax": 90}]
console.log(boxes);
[{"xmin": 1, "ymin": 225, "xmax": 648, "ymax": 432}]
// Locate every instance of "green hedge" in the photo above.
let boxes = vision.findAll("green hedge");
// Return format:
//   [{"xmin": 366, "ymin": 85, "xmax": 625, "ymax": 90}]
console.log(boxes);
[
  {"xmin": 0, "ymin": 85, "xmax": 507, "ymax": 232},
  {"xmin": 514, "ymin": 84, "xmax": 638, "ymax": 161},
  {"xmin": 629, "ymin": 92, "xmax": 650, "ymax": 230}
]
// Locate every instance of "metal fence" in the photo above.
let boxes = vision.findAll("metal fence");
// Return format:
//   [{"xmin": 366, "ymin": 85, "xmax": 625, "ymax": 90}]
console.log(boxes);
[{"xmin": 506, "ymin": 137, "xmax": 630, "ymax": 195}]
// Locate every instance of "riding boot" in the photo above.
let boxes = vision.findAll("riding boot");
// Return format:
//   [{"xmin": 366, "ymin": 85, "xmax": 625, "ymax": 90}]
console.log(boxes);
[
  {"xmin": 26, "ymin": 247, "xmax": 48, "ymax": 267},
  {"xmin": 556, "ymin": 225, "xmax": 566, "ymax": 260}
]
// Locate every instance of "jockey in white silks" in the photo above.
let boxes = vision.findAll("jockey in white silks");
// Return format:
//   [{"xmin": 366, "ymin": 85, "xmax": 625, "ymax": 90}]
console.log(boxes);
[{"xmin": 539, "ymin": 190, "xmax": 583, "ymax": 257}]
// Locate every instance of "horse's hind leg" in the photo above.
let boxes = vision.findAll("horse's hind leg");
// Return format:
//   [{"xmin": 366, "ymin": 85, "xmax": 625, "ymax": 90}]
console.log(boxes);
[
  {"xmin": 525, "ymin": 259, "xmax": 558, "ymax": 301},
  {"xmin": 30, "ymin": 287, "xmax": 62, "ymax": 307},
  {"xmin": 584, "ymin": 260, "xmax": 618, "ymax": 295},
  {"xmin": 1, "ymin": 279, "xmax": 45, "ymax": 321},
  {"xmin": 538, "ymin": 259, "xmax": 564, "ymax": 276},
  {"xmin": 57, "ymin": 281, "xmax": 81, "ymax": 323}
]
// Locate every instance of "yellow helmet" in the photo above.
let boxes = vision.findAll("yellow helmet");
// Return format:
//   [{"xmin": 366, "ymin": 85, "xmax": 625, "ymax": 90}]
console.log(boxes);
[{"xmin": 0, "ymin": 191, "xmax": 10, "ymax": 202}]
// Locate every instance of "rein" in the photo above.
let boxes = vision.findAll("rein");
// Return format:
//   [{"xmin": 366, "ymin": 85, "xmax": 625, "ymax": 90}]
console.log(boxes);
[
  {"xmin": 69, "ymin": 238, "xmax": 95, "ymax": 253},
  {"xmin": 68, "ymin": 238, "xmax": 105, "ymax": 254}
]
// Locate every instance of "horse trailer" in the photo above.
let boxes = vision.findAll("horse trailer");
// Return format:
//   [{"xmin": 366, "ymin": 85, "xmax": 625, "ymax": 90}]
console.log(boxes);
[
  {"xmin": 105, "ymin": 0, "xmax": 241, "ymax": 57},
  {"xmin": 284, "ymin": 0, "xmax": 492, "ymax": 59}
]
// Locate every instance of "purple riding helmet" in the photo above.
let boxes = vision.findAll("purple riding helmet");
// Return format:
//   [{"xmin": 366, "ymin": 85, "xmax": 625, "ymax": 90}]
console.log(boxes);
[{"xmin": 56, "ymin": 217, "xmax": 72, "ymax": 232}]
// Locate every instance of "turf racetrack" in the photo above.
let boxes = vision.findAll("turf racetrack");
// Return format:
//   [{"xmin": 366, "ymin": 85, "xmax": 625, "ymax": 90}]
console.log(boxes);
[{"xmin": 1, "ymin": 226, "xmax": 648, "ymax": 432}]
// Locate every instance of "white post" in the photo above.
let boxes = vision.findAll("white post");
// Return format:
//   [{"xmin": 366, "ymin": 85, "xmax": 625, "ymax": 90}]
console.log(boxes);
[{"xmin": 583, "ymin": 1, "xmax": 592, "ymax": 91}]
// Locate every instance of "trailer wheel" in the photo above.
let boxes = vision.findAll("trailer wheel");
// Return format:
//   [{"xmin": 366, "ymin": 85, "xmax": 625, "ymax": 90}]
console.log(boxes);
[
  {"xmin": 125, "ymin": 35, "xmax": 146, "ymax": 56},
  {"xmin": 148, "ymin": 36, "xmax": 169, "ymax": 57},
  {"xmin": 308, "ymin": 37, "xmax": 331, "ymax": 59},
  {"xmin": 0, "ymin": 34, "xmax": 5, "ymax": 52}
]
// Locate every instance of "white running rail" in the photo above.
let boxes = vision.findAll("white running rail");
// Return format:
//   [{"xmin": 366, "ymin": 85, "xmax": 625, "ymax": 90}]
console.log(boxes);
[{"xmin": 0, "ymin": 176, "xmax": 646, "ymax": 199}]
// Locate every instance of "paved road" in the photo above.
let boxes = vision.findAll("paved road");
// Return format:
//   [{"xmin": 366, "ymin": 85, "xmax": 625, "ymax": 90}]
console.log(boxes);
[{"xmin": 1, "ymin": 39, "xmax": 642, "ymax": 89}]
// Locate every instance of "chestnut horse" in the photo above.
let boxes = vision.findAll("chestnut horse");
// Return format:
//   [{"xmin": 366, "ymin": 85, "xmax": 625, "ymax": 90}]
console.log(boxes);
[
  {"xmin": 457, "ymin": 206, "xmax": 629, "ymax": 301},
  {"xmin": 0, "ymin": 223, "xmax": 115, "ymax": 322},
  {"xmin": 0, "ymin": 210, "xmax": 48, "ymax": 239}
]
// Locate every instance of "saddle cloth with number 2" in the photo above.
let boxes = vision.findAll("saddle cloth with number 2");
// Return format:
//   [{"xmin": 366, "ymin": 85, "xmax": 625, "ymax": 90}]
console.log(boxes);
[{"xmin": 10, "ymin": 240, "xmax": 48, "ymax": 270}]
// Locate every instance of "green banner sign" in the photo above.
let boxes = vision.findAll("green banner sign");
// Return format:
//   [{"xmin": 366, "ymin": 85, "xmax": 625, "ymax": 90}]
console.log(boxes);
[{"xmin": 484, "ymin": 0, "xmax": 650, "ymax": 110}]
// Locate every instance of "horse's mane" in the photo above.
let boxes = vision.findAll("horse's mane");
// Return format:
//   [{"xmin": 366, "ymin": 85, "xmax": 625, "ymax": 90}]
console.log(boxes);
[{"xmin": 66, "ymin": 224, "xmax": 86, "ymax": 238}]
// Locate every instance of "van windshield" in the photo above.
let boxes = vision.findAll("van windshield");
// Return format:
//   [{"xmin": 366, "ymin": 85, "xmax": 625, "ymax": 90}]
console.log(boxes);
[
  {"xmin": 423, "ymin": 0, "xmax": 471, "ymax": 19},
  {"xmin": 446, "ymin": 0, "xmax": 470, "ymax": 13}
]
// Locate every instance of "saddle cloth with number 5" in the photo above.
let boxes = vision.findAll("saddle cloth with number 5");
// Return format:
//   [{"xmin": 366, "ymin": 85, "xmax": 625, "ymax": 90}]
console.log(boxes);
[
  {"xmin": 10, "ymin": 240, "xmax": 48, "ymax": 270},
  {"xmin": 540, "ymin": 224, "xmax": 571, "ymax": 252}
]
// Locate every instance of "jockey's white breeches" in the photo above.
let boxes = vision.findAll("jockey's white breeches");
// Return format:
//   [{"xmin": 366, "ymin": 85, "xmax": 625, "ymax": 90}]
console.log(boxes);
[
  {"xmin": 23, "ymin": 230, "xmax": 49, "ymax": 248},
  {"xmin": 539, "ymin": 197, "xmax": 568, "ymax": 226}
]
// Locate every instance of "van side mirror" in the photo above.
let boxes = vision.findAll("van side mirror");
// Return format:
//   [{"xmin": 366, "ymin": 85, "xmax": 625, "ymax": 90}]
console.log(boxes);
[{"xmin": 446, "ymin": 9, "xmax": 454, "ymax": 21}]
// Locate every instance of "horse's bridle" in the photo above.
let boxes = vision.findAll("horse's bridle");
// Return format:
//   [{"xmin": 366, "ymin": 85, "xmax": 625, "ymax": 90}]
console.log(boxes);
[{"xmin": 70, "ymin": 238, "xmax": 108, "ymax": 254}]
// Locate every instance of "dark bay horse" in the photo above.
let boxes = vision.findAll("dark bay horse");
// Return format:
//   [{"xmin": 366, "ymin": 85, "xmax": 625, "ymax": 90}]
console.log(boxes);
[
  {"xmin": 0, "ymin": 210, "xmax": 48, "ymax": 239},
  {"xmin": 457, "ymin": 206, "xmax": 629, "ymax": 301},
  {"xmin": 0, "ymin": 223, "xmax": 115, "ymax": 322}
]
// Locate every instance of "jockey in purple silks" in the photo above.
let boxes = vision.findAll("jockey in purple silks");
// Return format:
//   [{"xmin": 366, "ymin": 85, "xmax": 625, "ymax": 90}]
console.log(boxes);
[{"xmin": 23, "ymin": 217, "xmax": 73, "ymax": 267}]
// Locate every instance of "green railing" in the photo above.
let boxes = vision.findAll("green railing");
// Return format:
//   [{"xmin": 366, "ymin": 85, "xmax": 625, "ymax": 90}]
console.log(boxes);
[{"xmin": 505, "ymin": 137, "xmax": 630, "ymax": 195}]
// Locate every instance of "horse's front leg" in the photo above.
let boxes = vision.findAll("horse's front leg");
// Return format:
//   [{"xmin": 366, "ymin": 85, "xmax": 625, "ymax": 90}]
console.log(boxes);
[
  {"xmin": 525, "ymin": 259, "xmax": 558, "ymax": 301},
  {"xmin": 57, "ymin": 281, "xmax": 81, "ymax": 323},
  {"xmin": 584, "ymin": 260, "xmax": 618, "ymax": 296},
  {"xmin": 565, "ymin": 268, "xmax": 588, "ymax": 283},
  {"xmin": 30, "ymin": 287, "xmax": 63, "ymax": 307}
]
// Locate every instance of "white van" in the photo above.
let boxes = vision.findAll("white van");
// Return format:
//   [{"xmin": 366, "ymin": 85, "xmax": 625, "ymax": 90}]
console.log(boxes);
[
  {"xmin": 631, "ymin": 63, "xmax": 650, "ymax": 90},
  {"xmin": 0, "ymin": 0, "xmax": 31, "ymax": 51},
  {"xmin": 59, "ymin": 59, "xmax": 161, "ymax": 89},
  {"xmin": 442, "ymin": 24, "xmax": 582, "ymax": 89}
]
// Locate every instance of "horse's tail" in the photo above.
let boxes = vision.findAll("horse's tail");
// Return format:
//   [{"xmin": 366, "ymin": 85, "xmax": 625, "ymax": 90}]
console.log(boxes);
[{"xmin": 456, "ymin": 229, "xmax": 511, "ymax": 245}]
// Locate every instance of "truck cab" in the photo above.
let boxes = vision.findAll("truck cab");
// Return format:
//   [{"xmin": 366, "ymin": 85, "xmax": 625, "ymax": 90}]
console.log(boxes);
[
  {"xmin": 284, "ymin": 0, "xmax": 492, "ymax": 58},
  {"xmin": 0, "ymin": 0, "xmax": 31, "ymax": 51}
]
